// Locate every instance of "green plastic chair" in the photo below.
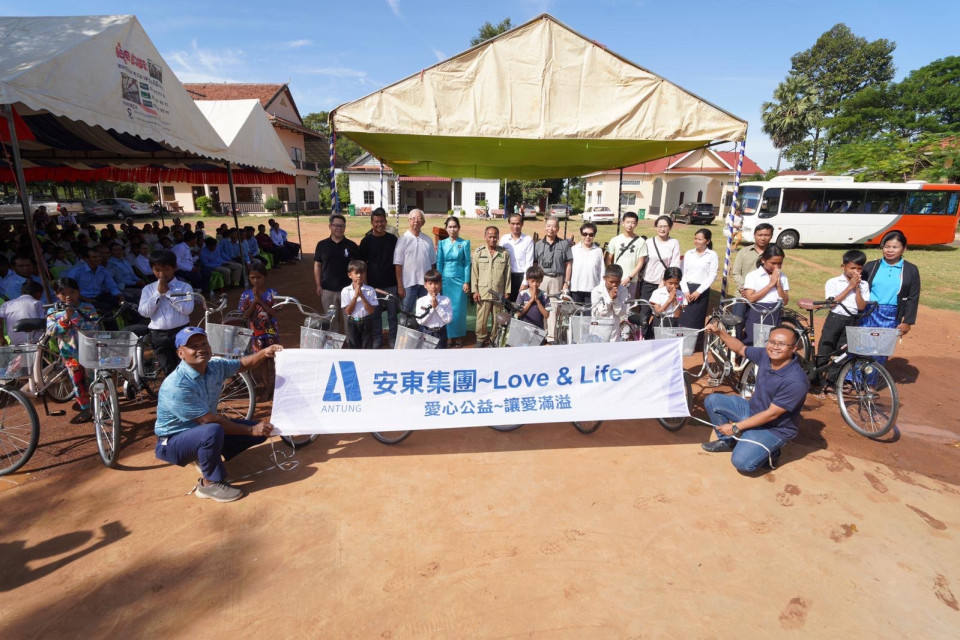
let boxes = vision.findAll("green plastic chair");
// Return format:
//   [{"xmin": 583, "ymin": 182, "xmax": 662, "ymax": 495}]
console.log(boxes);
[
  {"xmin": 258, "ymin": 251, "xmax": 274, "ymax": 270},
  {"xmin": 208, "ymin": 270, "xmax": 225, "ymax": 292}
]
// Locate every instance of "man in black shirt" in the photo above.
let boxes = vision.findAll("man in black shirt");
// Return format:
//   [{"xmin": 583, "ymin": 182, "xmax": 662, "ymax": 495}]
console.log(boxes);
[
  {"xmin": 313, "ymin": 213, "xmax": 358, "ymax": 334},
  {"xmin": 358, "ymin": 208, "xmax": 399, "ymax": 348}
]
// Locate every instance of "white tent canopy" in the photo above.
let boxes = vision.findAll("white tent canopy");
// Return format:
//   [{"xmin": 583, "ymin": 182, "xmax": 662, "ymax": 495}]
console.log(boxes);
[
  {"xmin": 0, "ymin": 14, "xmax": 228, "ymax": 161},
  {"xmin": 195, "ymin": 100, "xmax": 296, "ymax": 174}
]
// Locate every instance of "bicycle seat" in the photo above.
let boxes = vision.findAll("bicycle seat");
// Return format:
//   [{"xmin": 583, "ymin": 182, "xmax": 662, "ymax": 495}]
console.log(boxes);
[
  {"xmin": 13, "ymin": 318, "xmax": 46, "ymax": 333},
  {"xmin": 798, "ymin": 299, "xmax": 817, "ymax": 311},
  {"xmin": 719, "ymin": 313, "xmax": 743, "ymax": 327},
  {"xmin": 124, "ymin": 324, "xmax": 150, "ymax": 337}
]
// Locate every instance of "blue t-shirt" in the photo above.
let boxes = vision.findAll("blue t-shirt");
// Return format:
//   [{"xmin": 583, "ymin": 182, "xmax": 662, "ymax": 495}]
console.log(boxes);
[
  {"xmin": 155, "ymin": 358, "xmax": 241, "ymax": 437},
  {"xmin": 869, "ymin": 259, "xmax": 903, "ymax": 306},
  {"xmin": 745, "ymin": 346, "xmax": 809, "ymax": 440},
  {"xmin": 516, "ymin": 290, "xmax": 550, "ymax": 329}
]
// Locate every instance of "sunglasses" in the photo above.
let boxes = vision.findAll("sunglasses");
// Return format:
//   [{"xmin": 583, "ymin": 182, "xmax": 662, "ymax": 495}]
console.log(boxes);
[{"xmin": 581, "ymin": 232, "xmax": 595, "ymax": 237}]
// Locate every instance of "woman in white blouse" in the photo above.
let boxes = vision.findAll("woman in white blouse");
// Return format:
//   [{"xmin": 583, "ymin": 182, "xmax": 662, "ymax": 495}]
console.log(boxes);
[
  {"xmin": 679, "ymin": 228, "xmax": 719, "ymax": 345},
  {"xmin": 639, "ymin": 215, "xmax": 681, "ymax": 336}
]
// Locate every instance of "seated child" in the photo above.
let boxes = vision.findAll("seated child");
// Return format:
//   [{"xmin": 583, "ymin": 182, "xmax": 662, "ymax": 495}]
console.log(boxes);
[
  {"xmin": 649, "ymin": 266, "xmax": 686, "ymax": 328},
  {"xmin": 415, "ymin": 269, "xmax": 453, "ymax": 349},
  {"xmin": 341, "ymin": 260, "xmax": 378, "ymax": 349},
  {"xmin": 0, "ymin": 280, "xmax": 44, "ymax": 345},
  {"xmin": 817, "ymin": 249, "xmax": 869, "ymax": 394},
  {"xmin": 47, "ymin": 277, "xmax": 99, "ymax": 423}
]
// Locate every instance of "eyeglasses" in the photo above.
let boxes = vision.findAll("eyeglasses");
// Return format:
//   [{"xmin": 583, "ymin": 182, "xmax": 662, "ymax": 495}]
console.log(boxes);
[
  {"xmin": 581, "ymin": 232, "xmax": 595, "ymax": 237},
  {"xmin": 330, "ymin": 223, "xmax": 345, "ymax": 228},
  {"xmin": 767, "ymin": 340, "xmax": 796, "ymax": 348}
]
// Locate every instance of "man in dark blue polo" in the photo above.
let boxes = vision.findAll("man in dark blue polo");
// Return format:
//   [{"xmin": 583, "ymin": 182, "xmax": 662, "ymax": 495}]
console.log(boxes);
[
  {"xmin": 154, "ymin": 326, "xmax": 282, "ymax": 502},
  {"xmin": 701, "ymin": 324, "xmax": 809, "ymax": 472}
]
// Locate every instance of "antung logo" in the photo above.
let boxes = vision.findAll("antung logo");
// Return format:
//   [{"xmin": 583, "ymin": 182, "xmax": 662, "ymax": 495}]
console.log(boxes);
[{"xmin": 323, "ymin": 361, "xmax": 362, "ymax": 401}]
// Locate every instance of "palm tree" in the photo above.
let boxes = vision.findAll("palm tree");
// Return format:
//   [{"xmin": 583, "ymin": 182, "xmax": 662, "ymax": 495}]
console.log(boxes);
[{"xmin": 762, "ymin": 74, "xmax": 821, "ymax": 171}]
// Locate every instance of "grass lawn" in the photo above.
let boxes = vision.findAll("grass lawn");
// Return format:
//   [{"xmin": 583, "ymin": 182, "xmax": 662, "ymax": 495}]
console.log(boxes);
[{"xmin": 124, "ymin": 211, "xmax": 960, "ymax": 314}]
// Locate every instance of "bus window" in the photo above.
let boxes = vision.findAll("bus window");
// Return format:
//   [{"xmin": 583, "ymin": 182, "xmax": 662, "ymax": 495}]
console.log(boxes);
[
  {"xmin": 862, "ymin": 190, "xmax": 904, "ymax": 214},
  {"xmin": 824, "ymin": 189, "xmax": 864, "ymax": 214},
  {"xmin": 782, "ymin": 188, "xmax": 825, "ymax": 213},
  {"xmin": 905, "ymin": 191, "xmax": 952, "ymax": 215},
  {"xmin": 738, "ymin": 185, "xmax": 763, "ymax": 215},
  {"xmin": 758, "ymin": 188, "xmax": 780, "ymax": 218}
]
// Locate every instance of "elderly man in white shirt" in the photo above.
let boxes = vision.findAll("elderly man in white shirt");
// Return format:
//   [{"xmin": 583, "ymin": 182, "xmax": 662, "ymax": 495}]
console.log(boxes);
[
  {"xmin": 393, "ymin": 209, "xmax": 436, "ymax": 315},
  {"xmin": 501, "ymin": 212, "xmax": 534, "ymax": 302}
]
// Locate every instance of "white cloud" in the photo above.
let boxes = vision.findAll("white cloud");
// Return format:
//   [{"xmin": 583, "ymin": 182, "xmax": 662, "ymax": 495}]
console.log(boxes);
[
  {"xmin": 280, "ymin": 39, "xmax": 312, "ymax": 49},
  {"xmin": 431, "ymin": 48, "xmax": 447, "ymax": 62},
  {"xmin": 165, "ymin": 40, "xmax": 244, "ymax": 83},
  {"xmin": 386, "ymin": 0, "xmax": 401, "ymax": 18},
  {"xmin": 299, "ymin": 66, "xmax": 369, "ymax": 80}
]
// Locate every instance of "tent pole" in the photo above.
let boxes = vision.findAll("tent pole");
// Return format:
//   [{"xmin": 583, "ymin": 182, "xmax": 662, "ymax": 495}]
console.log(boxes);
[
  {"xmin": 329, "ymin": 126, "xmax": 340, "ymax": 215},
  {"xmin": 2, "ymin": 104, "xmax": 52, "ymax": 301},
  {"xmin": 720, "ymin": 138, "xmax": 746, "ymax": 297},
  {"xmin": 616, "ymin": 167, "xmax": 624, "ymax": 235},
  {"xmin": 563, "ymin": 178, "xmax": 569, "ymax": 240},
  {"xmin": 295, "ymin": 183, "xmax": 302, "ymax": 259},
  {"xmin": 226, "ymin": 161, "xmax": 247, "ymax": 286}
]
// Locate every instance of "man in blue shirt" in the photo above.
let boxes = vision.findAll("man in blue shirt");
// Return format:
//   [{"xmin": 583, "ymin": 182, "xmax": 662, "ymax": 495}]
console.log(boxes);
[
  {"xmin": 3, "ymin": 254, "xmax": 49, "ymax": 303},
  {"xmin": 105, "ymin": 242, "xmax": 146, "ymax": 300},
  {"xmin": 67, "ymin": 245, "xmax": 123, "ymax": 312},
  {"xmin": 154, "ymin": 326, "xmax": 282, "ymax": 502},
  {"xmin": 701, "ymin": 324, "xmax": 809, "ymax": 473}
]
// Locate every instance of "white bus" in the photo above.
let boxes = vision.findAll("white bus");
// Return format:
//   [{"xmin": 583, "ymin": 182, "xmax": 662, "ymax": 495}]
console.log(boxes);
[{"xmin": 736, "ymin": 175, "xmax": 960, "ymax": 248}]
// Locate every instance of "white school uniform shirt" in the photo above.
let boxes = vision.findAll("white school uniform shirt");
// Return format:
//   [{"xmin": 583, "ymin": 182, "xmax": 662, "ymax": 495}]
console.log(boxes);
[
  {"xmin": 340, "ymin": 284, "xmax": 379, "ymax": 319},
  {"xmin": 415, "ymin": 294, "xmax": 453, "ymax": 328},
  {"xmin": 393, "ymin": 231, "xmax": 436, "ymax": 289},
  {"xmin": 0, "ymin": 294, "xmax": 45, "ymax": 344},
  {"xmin": 501, "ymin": 233, "xmax": 534, "ymax": 273},
  {"xmin": 743, "ymin": 267, "xmax": 790, "ymax": 304},
  {"xmin": 171, "ymin": 242, "xmax": 195, "ymax": 272},
  {"xmin": 133, "ymin": 254, "xmax": 151, "ymax": 277},
  {"xmin": 642, "ymin": 237, "xmax": 681, "ymax": 285},
  {"xmin": 680, "ymin": 248, "xmax": 719, "ymax": 294},
  {"xmin": 649, "ymin": 285, "xmax": 687, "ymax": 317},
  {"xmin": 824, "ymin": 275, "xmax": 870, "ymax": 317},
  {"xmin": 590, "ymin": 283, "xmax": 631, "ymax": 318},
  {"xmin": 137, "ymin": 278, "xmax": 195, "ymax": 330},
  {"xmin": 570, "ymin": 243, "xmax": 604, "ymax": 292}
]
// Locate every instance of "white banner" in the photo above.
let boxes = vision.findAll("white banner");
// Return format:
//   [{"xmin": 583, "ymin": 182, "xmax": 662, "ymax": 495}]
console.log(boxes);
[{"xmin": 269, "ymin": 340, "xmax": 688, "ymax": 435}]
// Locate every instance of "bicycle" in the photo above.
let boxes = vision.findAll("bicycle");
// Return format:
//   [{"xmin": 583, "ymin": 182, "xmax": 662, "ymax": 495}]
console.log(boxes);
[
  {"xmin": 739, "ymin": 299, "xmax": 900, "ymax": 438},
  {"xmin": 698, "ymin": 297, "xmax": 784, "ymax": 394}
]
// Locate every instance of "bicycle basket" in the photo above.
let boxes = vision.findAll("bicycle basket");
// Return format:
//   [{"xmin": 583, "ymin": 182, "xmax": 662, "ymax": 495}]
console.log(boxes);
[
  {"xmin": 78, "ymin": 331, "xmax": 138, "ymax": 369},
  {"xmin": 845, "ymin": 326, "xmax": 899, "ymax": 357},
  {"xmin": 506, "ymin": 318, "xmax": 547, "ymax": 347},
  {"xmin": 300, "ymin": 325, "xmax": 346, "ymax": 350},
  {"xmin": 653, "ymin": 326, "xmax": 699, "ymax": 356},
  {"xmin": 568, "ymin": 316, "xmax": 619, "ymax": 344},
  {"xmin": 0, "ymin": 344, "xmax": 38, "ymax": 380},
  {"xmin": 395, "ymin": 324, "xmax": 439, "ymax": 349},
  {"xmin": 205, "ymin": 323, "xmax": 254, "ymax": 358},
  {"xmin": 753, "ymin": 323, "xmax": 774, "ymax": 347}
]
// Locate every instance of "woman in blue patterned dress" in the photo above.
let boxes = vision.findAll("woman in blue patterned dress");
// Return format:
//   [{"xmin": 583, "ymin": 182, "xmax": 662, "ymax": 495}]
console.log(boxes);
[
  {"xmin": 436, "ymin": 216, "xmax": 471, "ymax": 347},
  {"xmin": 859, "ymin": 231, "xmax": 921, "ymax": 366}
]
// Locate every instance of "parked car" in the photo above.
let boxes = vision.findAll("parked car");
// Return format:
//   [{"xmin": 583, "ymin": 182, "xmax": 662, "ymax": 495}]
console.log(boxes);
[
  {"xmin": 57, "ymin": 199, "xmax": 85, "ymax": 215},
  {"xmin": 97, "ymin": 197, "xmax": 152, "ymax": 218},
  {"xmin": 669, "ymin": 202, "xmax": 716, "ymax": 225},
  {"xmin": 0, "ymin": 193, "xmax": 60, "ymax": 220},
  {"xmin": 582, "ymin": 205, "xmax": 615, "ymax": 224},
  {"xmin": 548, "ymin": 203, "xmax": 572, "ymax": 219},
  {"xmin": 521, "ymin": 204, "xmax": 539, "ymax": 220},
  {"xmin": 64, "ymin": 198, "xmax": 115, "ymax": 220}
]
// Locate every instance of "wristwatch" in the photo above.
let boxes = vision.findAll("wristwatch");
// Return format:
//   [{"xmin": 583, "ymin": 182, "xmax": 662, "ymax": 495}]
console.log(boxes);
[{"xmin": 731, "ymin": 423, "xmax": 742, "ymax": 437}]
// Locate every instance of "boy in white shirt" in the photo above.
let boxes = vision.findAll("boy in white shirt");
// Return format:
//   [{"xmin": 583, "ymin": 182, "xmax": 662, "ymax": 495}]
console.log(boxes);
[
  {"xmin": 817, "ymin": 249, "xmax": 870, "ymax": 394},
  {"xmin": 0, "ymin": 280, "xmax": 44, "ymax": 345},
  {"xmin": 415, "ymin": 269, "xmax": 453, "ymax": 349},
  {"xmin": 591, "ymin": 265, "xmax": 631, "ymax": 320},
  {"xmin": 138, "ymin": 249, "xmax": 195, "ymax": 374},
  {"xmin": 341, "ymin": 260, "xmax": 379, "ymax": 349}
]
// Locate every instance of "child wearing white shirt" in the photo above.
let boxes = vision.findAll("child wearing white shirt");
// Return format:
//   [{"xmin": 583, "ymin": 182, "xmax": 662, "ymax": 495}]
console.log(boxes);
[
  {"xmin": 591, "ymin": 264, "xmax": 631, "ymax": 320},
  {"xmin": 0, "ymin": 280, "xmax": 44, "ymax": 345},
  {"xmin": 742, "ymin": 246, "xmax": 789, "ymax": 344},
  {"xmin": 341, "ymin": 260, "xmax": 379, "ymax": 349},
  {"xmin": 817, "ymin": 250, "xmax": 870, "ymax": 392},
  {"xmin": 415, "ymin": 269, "xmax": 453, "ymax": 349},
  {"xmin": 649, "ymin": 266, "xmax": 686, "ymax": 328}
]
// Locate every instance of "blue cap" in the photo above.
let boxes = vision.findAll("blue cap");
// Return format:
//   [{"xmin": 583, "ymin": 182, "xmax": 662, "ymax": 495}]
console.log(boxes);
[{"xmin": 175, "ymin": 326, "xmax": 207, "ymax": 349}]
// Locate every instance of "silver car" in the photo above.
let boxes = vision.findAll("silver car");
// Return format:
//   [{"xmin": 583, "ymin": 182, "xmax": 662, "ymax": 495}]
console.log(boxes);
[
  {"xmin": 97, "ymin": 197, "xmax": 153, "ymax": 219},
  {"xmin": 548, "ymin": 204, "xmax": 572, "ymax": 220}
]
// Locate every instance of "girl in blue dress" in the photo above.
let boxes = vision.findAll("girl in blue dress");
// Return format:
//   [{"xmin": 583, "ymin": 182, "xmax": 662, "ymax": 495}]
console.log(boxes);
[{"xmin": 436, "ymin": 216, "xmax": 471, "ymax": 347}]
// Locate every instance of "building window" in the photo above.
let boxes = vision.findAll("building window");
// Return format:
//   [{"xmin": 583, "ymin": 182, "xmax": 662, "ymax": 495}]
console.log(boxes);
[
  {"xmin": 679, "ymin": 191, "xmax": 685, "ymax": 205},
  {"xmin": 292, "ymin": 147, "xmax": 303, "ymax": 162},
  {"xmin": 236, "ymin": 187, "xmax": 263, "ymax": 202},
  {"xmin": 363, "ymin": 190, "xmax": 375, "ymax": 205},
  {"xmin": 453, "ymin": 181, "xmax": 462, "ymax": 207},
  {"xmin": 296, "ymin": 188, "xmax": 306, "ymax": 202},
  {"xmin": 475, "ymin": 192, "xmax": 486, "ymax": 205},
  {"xmin": 697, "ymin": 190, "xmax": 704, "ymax": 202},
  {"xmin": 597, "ymin": 180, "xmax": 604, "ymax": 185},
  {"xmin": 277, "ymin": 187, "xmax": 290, "ymax": 202},
  {"xmin": 597, "ymin": 191, "xmax": 603, "ymax": 204},
  {"xmin": 587, "ymin": 191, "xmax": 592, "ymax": 204},
  {"xmin": 162, "ymin": 186, "xmax": 175, "ymax": 201},
  {"xmin": 621, "ymin": 193, "xmax": 637, "ymax": 206}
]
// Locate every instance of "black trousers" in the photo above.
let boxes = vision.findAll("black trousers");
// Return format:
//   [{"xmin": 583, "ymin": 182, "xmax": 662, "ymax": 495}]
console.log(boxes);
[
  {"xmin": 817, "ymin": 312, "xmax": 856, "ymax": 385},
  {"xmin": 151, "ymin": 324, "xmax": 188, "ymax": 375},
  {"xmin": 638, "ymin": 281, "xmax": 659, "ymax": 338},
  {"xmin": 345, "ymin": 316, "xmax": 373, "ymax": 349},
  {"xmin": 509, "ymin": 273, "xmax": 525, "ymax": 303}
]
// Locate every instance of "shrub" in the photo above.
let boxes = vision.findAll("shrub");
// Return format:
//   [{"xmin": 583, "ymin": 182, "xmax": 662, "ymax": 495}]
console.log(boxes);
[
  {"xmin": 264, "ymin": 196, "xmax": 284, "ymax": 213},
  {"xmin": 133, "ymin": 190, "xmax": 155, "ymax": 204},
  {"xmin": 195, "ymin": 195, "xmax": 214, "ymax": 217}
]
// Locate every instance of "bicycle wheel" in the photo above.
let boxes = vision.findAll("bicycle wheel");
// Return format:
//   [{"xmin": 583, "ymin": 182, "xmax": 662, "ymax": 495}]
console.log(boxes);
[
  {"xmin": 837, "ymin": 358, "xmax": 898, "ymax": 439},
  {"xmin": 739, "ymin": 362, "xmax": 759, "ymax": 400},
  {"xmin": 555, "ymin": 317, "xmax": 568, "ymax": 346},
  {"xmin": 37, "ymin": 346, "xmax": 74, "ymax": 403},
  {"xmin": 92, "ymin": 377, "xmax": 121, "ymax": 468},
  {"xmin": 701, "ymin": 332, "xmax": 727, "ymax": 380},
  {"xmin": 137, "ymin": 339, "xmax": 162, "ymax": 398},
  {"xmin": 489, "ymin": 423, "xmax": 523, "ymax": 432},
  {"xmin": 0, "ymin": 387, "xmax": 40, "ymax": 476},
  {"xmin": 618, "ymin": 321, "xmax": 635, "ymax": 342},
  {"xmin": 218, "ymin": 371, "xmax": 256, "ymax": 421},
  {"xmin": 780, "ymin": 312, "xmax": 813, "ymax": 361},
  {"xmin": 573, "ymin": 420, "xmax": 603, "ymax": 434},
  {"xmin": 281, "ymin": 433, "xmax": 321, "ymax": 448},
  {"xmin": 657, "ymin": 375, "xmax": 692, "ymax": 432},
  {"xmin": 371, "ymin": 430, "xmax": 413, "ymax": 445}
]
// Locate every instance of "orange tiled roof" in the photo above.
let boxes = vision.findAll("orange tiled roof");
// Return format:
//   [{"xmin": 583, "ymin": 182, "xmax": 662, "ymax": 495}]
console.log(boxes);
[{"xmin": 184, "ymin": 83, "xmax": 287, "ymax": 109}]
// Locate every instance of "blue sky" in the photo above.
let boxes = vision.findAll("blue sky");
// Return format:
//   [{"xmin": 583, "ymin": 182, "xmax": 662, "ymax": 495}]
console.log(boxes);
[{"xmin": 5, "ymin": 0, "xmax": 959, "ymax": 171}]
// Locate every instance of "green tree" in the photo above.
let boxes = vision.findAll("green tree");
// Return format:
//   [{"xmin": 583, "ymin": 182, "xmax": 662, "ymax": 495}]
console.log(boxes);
[
  {"xmin": 786, "ymin": 23, "xmax": 896, "ymax": 167},
  {"xmin": 470, "ymin": 18, "xmax": 512, "ymax": 46},
  {"xmin": 761, "ymin": 74, "xmax": 820, "ymax": 171},
  {"xmin": 335, "ymin": 172, "xmax": 351, "ymax": 206},
  {"xmin": 302, "ymin": 111, "xmax": 365, "ymax": 185}
]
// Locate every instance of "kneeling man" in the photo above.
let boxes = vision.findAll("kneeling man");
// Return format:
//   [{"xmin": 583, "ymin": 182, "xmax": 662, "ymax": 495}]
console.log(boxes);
[
  {"xmin": 155, "ymin": 326, "xmax": 282, "ymax": 502},
  {"xmin": 702, "ymin": 324, "xmax": 809, "ymax": 473}
]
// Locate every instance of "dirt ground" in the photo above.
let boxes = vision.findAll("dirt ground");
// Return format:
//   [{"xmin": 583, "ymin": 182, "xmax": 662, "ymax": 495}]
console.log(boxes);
[{"xmin": 1, "ymin": 215, "xmax": 958, "ymax": 639}]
